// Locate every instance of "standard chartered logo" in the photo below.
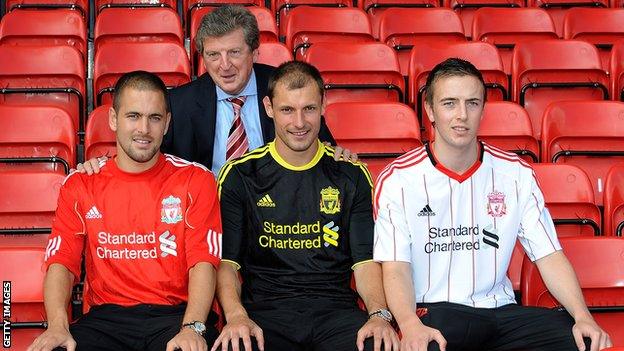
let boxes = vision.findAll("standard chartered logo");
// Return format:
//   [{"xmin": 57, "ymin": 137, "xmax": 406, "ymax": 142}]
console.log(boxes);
[
  {"xmin": 323, "ymin": 221, "xmax": 339, "ymax": 247},
  {"xmin": 159, "ymin": 231, "xmax": 177, "ymax": 257},
  {"xmin": 259, "ymin": 220, "xmax": 340, "ymax": 250}
]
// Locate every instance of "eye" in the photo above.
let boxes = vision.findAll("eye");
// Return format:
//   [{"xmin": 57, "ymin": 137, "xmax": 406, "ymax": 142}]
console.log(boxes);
[
  {"xmin": 149, "ymin": 115, "xmax": 162, "ymax": 122},
  {"xmin": 205, "ymin": 52, "xmax": 219, "ymax": 61},
  {"xmin": 229, "ymin": 49, "xmax": 242, "ymax": 58},
  {"xmin": 442, "ymin": 101, "xmax": 454, "ymax": 107},
  {"xmin": 304, "ymin": 106, "xmax": 316, "ymax": 112},
  {"xmin": 280, "ymin": 107, "xmax": 293, "ymax": 113}
]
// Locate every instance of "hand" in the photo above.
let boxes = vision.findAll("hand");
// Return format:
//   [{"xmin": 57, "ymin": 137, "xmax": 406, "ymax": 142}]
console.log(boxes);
[
  {"xmin": 356, "ymin": 317, "xmax": 400, "ymax": 351},
  {"xmin": 210, "ymin": 314, "xmax": 264, "ymax": 351},
  {"xmin": 399, "ymin": 319, "xmax": 446, "ymax": 351},
  {"xmin": 166, "ymin": 327, "xmax": 208, "ymax": 351},
  {"xmin": 76, "ymin": 157, "xmax": 107, "ymax": 175},
  {"xmin": 324, "ymin": 142, "xmax": 358, "ymax": 162},
  {"xmin": 572, "ymin": 316, "xmax": 612, "ymax": 351},
  {"xmin": 27, "ymin": 325, "xmax": 76, "ymax": 351}
]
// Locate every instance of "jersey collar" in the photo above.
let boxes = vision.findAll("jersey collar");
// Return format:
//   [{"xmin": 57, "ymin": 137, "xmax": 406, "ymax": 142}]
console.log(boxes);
[
  {"xmin": 425, "ymin": 141, "xmax": 484, "ymax": 183},
  {"xmin": 109, "ymin": 153, "xmax": 167, "ymax": 181},
  {"xmin": 269, "ymin": 140, "xmax": 324, "ymax": 171}
]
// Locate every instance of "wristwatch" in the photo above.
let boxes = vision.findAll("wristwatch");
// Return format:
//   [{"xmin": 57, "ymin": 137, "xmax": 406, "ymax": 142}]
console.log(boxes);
[
  {"xmin": 368, "ymin": 309, "xmax": 393, "ymax": 323},
  {"xmin": 182, "ymin": 321, "xmax": 206, "ymax": 336}
]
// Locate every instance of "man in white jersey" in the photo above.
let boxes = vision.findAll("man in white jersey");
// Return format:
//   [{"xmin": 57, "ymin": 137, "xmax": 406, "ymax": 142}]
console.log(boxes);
[{"xmin": 373, "ymin": 58, "xmax": 611, "ymax": 351}]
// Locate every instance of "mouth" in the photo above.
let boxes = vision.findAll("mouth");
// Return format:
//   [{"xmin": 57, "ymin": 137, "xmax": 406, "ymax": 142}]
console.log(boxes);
[
  {"xmin": 289, "ymin": 130, "xmax": 309, "ymax": 138},
  {"xmin": 452, "ymin": 126, "xmax": 469, "ymax": 132},
  {"xmin": 220, "ymin": 73, "xmax": 236, "ymax": 81},
  {"xmin": 133, "ymin": 137, "xmax": 153, "ymax": 148}
]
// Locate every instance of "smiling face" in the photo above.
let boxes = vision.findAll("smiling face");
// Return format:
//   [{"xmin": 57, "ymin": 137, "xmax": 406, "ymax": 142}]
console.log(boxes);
[
  {"xmin": 263, "ymin": 80, "xmax": 324, "ymax": 166},
  {"xmin": 201, "ymin": 28, "xmax": 258, "ymax": 95},
  {"xmin": 109, "ymin": 87, "xmax": 170, "ymax": 173},
  {"xmin": 425, "ymin": 74, "xmax": 485, "ymax": 156}
]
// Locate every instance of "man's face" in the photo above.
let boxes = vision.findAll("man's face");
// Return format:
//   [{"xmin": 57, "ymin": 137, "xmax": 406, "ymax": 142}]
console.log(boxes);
[
  {"xmin": 202, "ymin": 28, "xmax": 258, "ymax": 95},
  {"xmin": 263, "ymin": 81, "xmax": 324, "ymax": 163},
  {"xmin": 425, "ymin": 74, "xmax": 485, "ymax": 153},
  {"xmin": 109, "ymin": 87, "xmax": 170, "ymax": 172}
]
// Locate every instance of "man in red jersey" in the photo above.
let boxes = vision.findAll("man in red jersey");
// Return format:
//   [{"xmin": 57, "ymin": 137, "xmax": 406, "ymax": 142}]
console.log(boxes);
[{"xmin": 28, "ymin": 71, "xmax": 222, "ymax": 351}]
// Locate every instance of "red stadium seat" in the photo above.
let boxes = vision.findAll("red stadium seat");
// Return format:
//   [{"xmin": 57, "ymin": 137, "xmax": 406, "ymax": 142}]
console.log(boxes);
[
  {"xmin": 5, "ymin": 0, "xmax": 89, "ymax": 18},
  {"xmin": 93, "ymin": 42, "xmax": 191, "ymax": 106},
  {"xmin": 190, "ymin": 6, "xmax": 277, "ymax": 75},
  {"xmin": 273, "ymin": 0, "xmax": 351, "ymax": 36},
  {"xmin": 324, "ymin": 102, "xmax": 421, "ymax": 180},
  {"xmin": 610, "ymin": 40, "xmax": 624, "ymax": 101},
  {"xmin": 472, "ymin": 8, "xmax": 558, "ymax": 75},
  {"xmin": 408, "ymin": 42, "xmax": 507, "ymax": 138},
  {"xmin": 0, "ymin": 9, "xmax": 87, "ymax": 58},
  {"xmin": 185, "ymin": 0, "xmax": 262, "ymax": 38},
  {"xmin": 444, "ymin": 0, "xmax": 524, "ymax": 39},
  {"xmin": 378, "ymin": 8, "xmax": 466, "ymax": 75},
  {"xmin": 527, "ymin": 0, "xmax": 609, "ymax": 37},
  {"xmin": 533, "ymin": 164, "xmax": 601, "ymax": 236},
  {"xmin": 284, "ymin": 6, "xmax": 373, "ymax": 60},
  {"xmin": 603, "ymin": 163, "xmax": 624, "ymax": 236},
  {"xmin": 512, "ymin": 40, "xmax": 609, "ymax": 140},
  {"xmin": 96, "ymin": 0, "xmax": 176, "ymax": 14},
  {"xmin": 360, "ymin": 0, "xmax": 437, "ymax": 39},
  {"xmin": 521, "ymin": 237, "xmax": 624, "ymax": 346},
  {"xmin": 94, "ymin": 7, "xmax": 183, "ymax": 51},
  {"xmin": 304, "ymin": 42, "xmax": 404, "ymax": 105},
  {"xmin": 0, "ymin": 105, "xmax": 76, "ymax": 173},
  {"xmin": 563, "ymin": 8, "xmax": 624, "ymax": 70},
  {"xmin": 541, "ymin": 100, "xmax": 624, "ymax": 206},
  {"xmin": 0, "ymin": 44, "xmax": 86, "ymax": 134},
  {"xmin": 197, "ymin": 42, "xmax": 292, "ymax": 76},
  {"xmin": 0, "ymin": 171, "xmax": 65, "ymax": 234},
  {"xmin": 85, "ymin": 104, "xmax": 116, "ymax": 160}
]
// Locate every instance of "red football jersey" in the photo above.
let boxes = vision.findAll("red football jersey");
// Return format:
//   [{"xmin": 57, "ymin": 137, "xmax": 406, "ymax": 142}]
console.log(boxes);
[{"xmin": 45, "ymin": 154, "xmax": 222, "ymax": 308}]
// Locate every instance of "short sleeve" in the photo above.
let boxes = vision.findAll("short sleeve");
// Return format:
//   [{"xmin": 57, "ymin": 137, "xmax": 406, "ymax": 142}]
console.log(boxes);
[
  {"xmin": 184, "ymin": 168, "xmax": 222, "ymax": 270},
  {"xmin": 348, "ymin": 164, "xmax": 375, "ymax": 268},
  {"xmin": 517, "ymin": 171, "xmax": 561, "ymax": 262},
  {"xmin": 373, "ymin": 172, "xmax": 412, "ymax": 263},
  {"xmin": 44, "ymin": 175, "xmax": 86, "ymax": 280},
  {"xmin": 217, "ymin": 165, "xmax": 246, "ymax": 269}
]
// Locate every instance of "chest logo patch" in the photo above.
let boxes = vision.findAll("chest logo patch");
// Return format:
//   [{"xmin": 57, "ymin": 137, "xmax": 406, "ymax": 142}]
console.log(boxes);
[
  {"xmin": 487, "ymin": 191, "xmax": 507, "ymax": 218},
  {"xmin": 161, "ymin": 195, "xmax": 183, "ymax": 224},
  {"xmin": 320, "ymin": 186, "xmax": 341, "ymax": 215}
]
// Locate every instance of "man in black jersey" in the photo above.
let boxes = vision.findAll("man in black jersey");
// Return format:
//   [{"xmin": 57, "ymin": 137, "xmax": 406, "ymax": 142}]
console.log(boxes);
[{"xmin": 213, "ymin": 61, "xmax": 399, "ymax": 351}]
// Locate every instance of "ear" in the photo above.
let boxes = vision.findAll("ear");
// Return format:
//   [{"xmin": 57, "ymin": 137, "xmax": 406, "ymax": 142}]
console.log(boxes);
[
  {"xmin": 321, "ymin": 93, "xmax": 327, "ymax": 115},
  {"xmin": 252, "ymin": 47, "xmax": 259, "ymax": 63},
  {"xmin": 424, "ymin": 101, "xmax": 435, "ymax": 125},
  {"xmin": 262, "ymin": 96, "xmax": 274, "ymax": 119},
  {"xmin": 108, "ymin": 106, "xmax": 118, "ymax": 132},
  {"xmin": 164, "ymin": 112, "xmax": 172, "ymax": 136}
]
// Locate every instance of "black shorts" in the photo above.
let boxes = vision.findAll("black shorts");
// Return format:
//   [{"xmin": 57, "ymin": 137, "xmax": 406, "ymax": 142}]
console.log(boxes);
[
  {"xmin": 58, "ymin": 304, "xmax": 219, "ymax": 351},
  {"xmin": 416, "ymin": 302, "xmax": 589, "ymax": 351}
]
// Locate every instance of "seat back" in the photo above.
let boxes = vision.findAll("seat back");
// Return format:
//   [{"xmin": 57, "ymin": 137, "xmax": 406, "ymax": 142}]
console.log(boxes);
[
  {"xmin": 85, "ymin": 104, "xmax": 116, "ymax": 160},
  {"xmin": 93, "ymin": 42, "xmax": 191, "ymax": 106},
  {"xmin": 0, "ymin": 247, "xmax": 46, "ymax": 321},
  {"xmin": 603, "ymin": 163, "xmax": 624, "ymax": 236},
  {"xmin": 324, "ymin": 101, "xmax": 421, "ymax": 180},
  {"xmin": 521, "ymin": 237, "xmax": 624, "ymax": 346},
  {"xmin": 96, "ymin": 0, "xmax": 177, "ymax": 14},
  {"xmin": 0, "ymin": 105, "xmax": 76, "ymax": 173},
  {"xmin": 94, "ymin": 7, "xmax": 183, "ymax": 51},
  {"xmin": 284, "ymin": 6, "xmax": 373, "ymax": 60},
  {"xmin": 443, "ymin": 0, "xmax": 524, "ymax": 38},
  {"xmin": 541, "ymin": 100, "xmax": 624, "ymax": 206},
  {"xmin": 533, "ymin": 163, "xmax": 601, "ymax": 236},
  {"xmin": 273, "ymin": 0, "xmax": 351, "ymax": 36},
  {"xmin": 563, "ymin": 8, "xmax": 624, "ymax": 70},
  {"xmin": 361, "ymin": 0, "xmax": 438, "ymax": 39},
  {"xmin": 472, "ymin": 8, "xmax": 558, "ymax": 74},
  {"xmin": 0, "ymin": 9, "xmax": 87, "ymax": 58},
  {"xmin": 612, "ymin": 42, "xmax": 624, "ymax": 101},
  {"xmin": 5, "ymin": 0, "xmax": 89, "ymax": 17},
  {"xmin": 526, "ymin": 0, "xmax": 609, "ymax": 37},
  {"xmin": 0, "ymin": 44, "xmax": 85, "ymax": 133},
  {"xmin": 408, "ymin": 41, "xmax": 507, "ymax": 138},
  {"xmin": 184, "ymin": 0, "xmax": 262, "ymax": 38},
  {"xmin": 304, "ymin": 42, "xmax": 404, "ymax": 104},
  {"xmin": 512, "ymin": 39, "xmax": 609, "ymax": 140},
  {"xmin": 378, "ymin": 8, "xmax": 466, "ymax": 75}
]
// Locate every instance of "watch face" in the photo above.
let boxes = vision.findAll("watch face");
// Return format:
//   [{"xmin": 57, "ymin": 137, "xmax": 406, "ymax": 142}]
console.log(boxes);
[
  {"xmin": 380, "ymin": 309, "xmax": 392, "ymax": 319},
  {"xmin": 193, "ymin": 322, "xmax": 207, "ymax": 333}
]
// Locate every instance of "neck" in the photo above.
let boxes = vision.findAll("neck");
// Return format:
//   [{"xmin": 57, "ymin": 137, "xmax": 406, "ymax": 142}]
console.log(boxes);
[
  {"xmin": 274, "ymin": 140, "xmax": 319, "ymax": 168},
  {"xmin": 431, "ymin": 140, "xmax": 479, "ymax": 174},
  {"xmin": 115, "ymin": 152, "xmax": 160, "ymax": 174}
]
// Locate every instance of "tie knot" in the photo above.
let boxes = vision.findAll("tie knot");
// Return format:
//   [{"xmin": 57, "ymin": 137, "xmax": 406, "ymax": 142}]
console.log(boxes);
[{"xmin": 228, "ymin": 96, "xmax": 246, "ymax": 108}]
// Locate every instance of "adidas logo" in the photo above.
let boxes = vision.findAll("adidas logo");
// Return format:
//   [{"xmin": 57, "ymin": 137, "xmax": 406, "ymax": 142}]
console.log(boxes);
[
  {"xmin": 85, "ymin": 206, "xmax": 102, "ymax": 219},
  {"xmin": 417, "ymin": 204, "xmax": 436, "ymax": 217},
  {"xmin": 257, "ymin": 194, "xmax": 276, "ymax": 207}
]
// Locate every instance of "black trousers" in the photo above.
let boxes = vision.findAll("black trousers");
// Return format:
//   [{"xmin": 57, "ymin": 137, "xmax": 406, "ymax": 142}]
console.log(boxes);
[
  {"xmin": 56, "ymin": 304, "xmax": 219, "ymax": 351},
  {"xmin": 417, "ymin": 302, "xmax": 590, "ymax": 351}
]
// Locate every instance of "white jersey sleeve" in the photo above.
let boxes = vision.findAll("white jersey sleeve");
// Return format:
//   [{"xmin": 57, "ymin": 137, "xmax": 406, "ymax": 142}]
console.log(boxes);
[
  {"xmin": 373, "ymin": 171, "xmax": 412, "ymax": 263},
  {"xmin": 517, "ymin": 170, "xmax": 561, "ymax": 261}
]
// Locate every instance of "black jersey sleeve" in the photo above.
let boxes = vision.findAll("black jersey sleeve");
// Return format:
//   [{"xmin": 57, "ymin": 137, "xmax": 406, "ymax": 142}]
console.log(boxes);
[
  {"xmin": 218, "ymin": 166, "xmax": 246, "ymax": 269},
  {"xmin": 348, "ymin": 164, "xmax": 375, "ymax": 268}
]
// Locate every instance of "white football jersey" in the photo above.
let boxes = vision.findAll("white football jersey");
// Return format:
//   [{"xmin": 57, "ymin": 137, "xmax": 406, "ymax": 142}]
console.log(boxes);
[{"xmin": 373, "ymin": 142, "xmax": 561, "ymax": 308}]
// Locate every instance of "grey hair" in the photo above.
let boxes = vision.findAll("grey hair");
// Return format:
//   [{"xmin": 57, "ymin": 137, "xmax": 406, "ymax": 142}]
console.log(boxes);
[{"xmin": 195, "ymin": 5, "xmax": 260, "ymax": 55}]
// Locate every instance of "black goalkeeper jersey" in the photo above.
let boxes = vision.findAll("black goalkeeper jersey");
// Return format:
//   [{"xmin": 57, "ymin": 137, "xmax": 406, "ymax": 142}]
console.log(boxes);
[{"xmin": 217, "ymin": 141, "xmax": 374, "ymax": 307}]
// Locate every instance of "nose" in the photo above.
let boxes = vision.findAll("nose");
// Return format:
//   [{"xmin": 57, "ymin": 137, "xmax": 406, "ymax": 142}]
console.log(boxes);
[
  {"xmin": 219, "ymin": 52, "xmax": 232, "ymax": 70},
  {"xmin": 137, "ymin": 116, "xmax": 149, "ymax": 134},
  {"xmin": 293, "ymin": 110, "xmax": 305, "ymax": 129},
  {"xmin": 457, "ymin": 102, "xmax": 468, "ymax": 120}
]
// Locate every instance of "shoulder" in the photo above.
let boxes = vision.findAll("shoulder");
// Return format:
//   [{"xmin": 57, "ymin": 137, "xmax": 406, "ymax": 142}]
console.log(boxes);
[
  {"xmin": 217, "ymin": 144, "xmax": 272, "ymax": 183},
  {"xmin": 164, "ymin": 154, "xmax": 215, "ymax": 180},
  {"xmin": 377, "ymin": 146, "xmax": 429, "ymax": 183},
  {"xmin": 322, "ymin": 146, "xmax": 374, "ymax": 187},
  {"xmin": 481, "ymin": 142, "xmax": 534, "ymax": 180},
  {"xmin": 169, "ymin": 74, "xmax": 215, "ymax": 101},
  {"xmin": 253, "ymin": 63, "xmax": 276, "ymax": 81}
]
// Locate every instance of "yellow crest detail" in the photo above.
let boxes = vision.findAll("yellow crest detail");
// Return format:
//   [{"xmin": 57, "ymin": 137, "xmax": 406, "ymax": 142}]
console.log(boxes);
[{"xmin": 320, "ymin": 186, "xmax": 341, "ymax": 214}]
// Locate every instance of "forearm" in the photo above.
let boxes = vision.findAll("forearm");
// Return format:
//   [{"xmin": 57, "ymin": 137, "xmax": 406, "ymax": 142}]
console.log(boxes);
[
  {"xmin": 382, "ymin": 262, "xmax": 421, "ymax": 328},
  {"xmin": 43, "ymin": 264, "xmax": 75, "ymax": 329},
  {"xmin": 216, "ymin": 262, "xmax": 248, "ymax": 322},
  {"xmin": 182, "ymin": 262, "xmax": 216, "ymax": 324},
  {"xmin": 535, "ymin": 251, "xmax": 592, "ymax": 321},
  {"xmin": 353, "ymin": 262, "xmax": 388, "ymax": 313}
]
